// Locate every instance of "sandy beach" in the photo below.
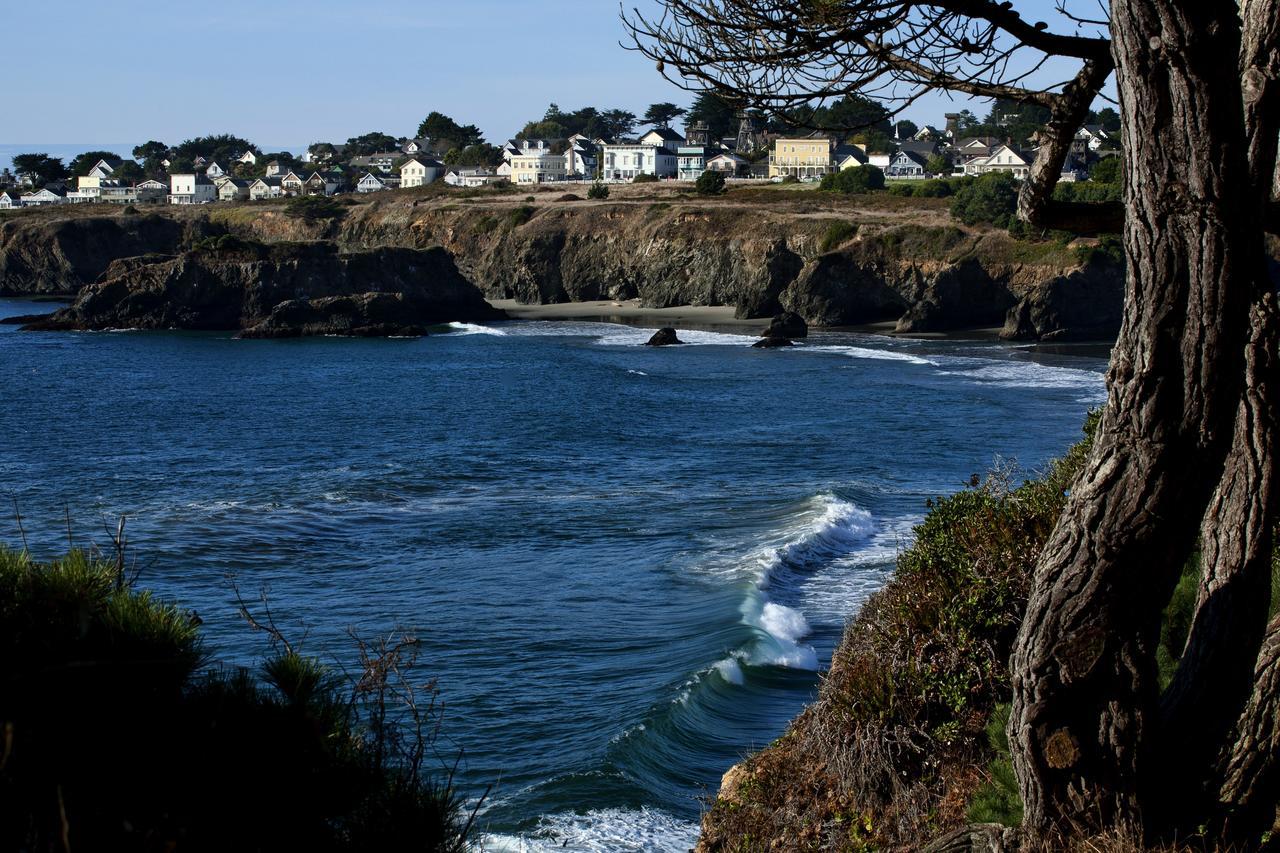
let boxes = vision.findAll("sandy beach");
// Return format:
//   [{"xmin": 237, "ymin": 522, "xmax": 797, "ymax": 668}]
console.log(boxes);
[{"xmin": 490, "ymin": 299, "xmax": 771, "ymax": 331}]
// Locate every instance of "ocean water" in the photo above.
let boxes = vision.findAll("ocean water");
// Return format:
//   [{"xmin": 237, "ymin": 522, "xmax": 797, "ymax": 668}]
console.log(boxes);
[{"xmin": 0, "ymin": 300, "xmax": 1107, "ymax": 850}]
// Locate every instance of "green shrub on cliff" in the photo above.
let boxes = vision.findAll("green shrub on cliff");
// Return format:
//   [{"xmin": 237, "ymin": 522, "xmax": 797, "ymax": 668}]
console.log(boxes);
[
  {"xmin": 695, "ymin": 170, "xmax": 727, "ymax": 195},
  {"xmin": 0, "ymin": 546, "xmax": 477, "ymax": 852},
  {"xmin": 820, "ymin": 221, "xmax": 858, "ymax": 253},
  {"xmin": 632, "ymin": 173, "xmax": 660, "ymax": 184},
  {"xmin": 506, "ymin": 205, "xmax": 535, "ymax": 228},
  {"xmin": 284, "ymin": 195, "xmax": 346, "ymax": 221},
  {"xmin": 949, "ymin": 171, "xmax": 1019, "ymax": 228},
  {"xmin": 819, "ymin": 165, "xmax": 885, "ymax": 194},
  {"xmin": 587, "ymin": 181, "xmax": 610, "ymax": 200}
]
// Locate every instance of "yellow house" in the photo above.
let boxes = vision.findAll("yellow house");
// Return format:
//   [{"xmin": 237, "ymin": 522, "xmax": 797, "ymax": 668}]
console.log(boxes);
[
  {"xmin": 769, "ymin": 136, "xmax": 835, "ymax": 179},
  {"xmin": 510, "ymin": 150, "xmax": 567, "ymax": 185}
]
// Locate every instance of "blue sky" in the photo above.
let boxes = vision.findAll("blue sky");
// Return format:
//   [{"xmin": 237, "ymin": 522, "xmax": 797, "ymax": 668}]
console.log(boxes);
[{"xmin": 3, "ymin": 0, "xmax": 1107, "ymax": 160}]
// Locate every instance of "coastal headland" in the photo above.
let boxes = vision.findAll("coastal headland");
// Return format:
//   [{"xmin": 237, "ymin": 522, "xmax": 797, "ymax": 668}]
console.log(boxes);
[{"xmin": 1, "ymin": 182, "xmax": 1126, "ymax": 341}]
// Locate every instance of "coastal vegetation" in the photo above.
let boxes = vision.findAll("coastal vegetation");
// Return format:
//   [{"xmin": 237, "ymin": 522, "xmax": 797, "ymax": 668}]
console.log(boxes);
[{"xmin": 0, "ymin": 545, "xmax": 479, "ymax": 851}]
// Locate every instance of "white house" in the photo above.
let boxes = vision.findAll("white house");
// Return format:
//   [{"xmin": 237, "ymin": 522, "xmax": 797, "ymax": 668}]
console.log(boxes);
[
  {"xmin": 249, "ymin": 177, "xmax": 283, "ymax": 200},
  {"xmin": 510, "ymin": 150, "xmax": 566, "ymax": 184},
  {"xmin": 1075, "ymin": 125, "xmax": 1112, "ymax": 151},
  {"xmin": 399, "ymin": 157, "xmax": 445, "ymax": 188},
  {"xmin": 205, "ymin": 161, "xmax": 226, "ymax": 179},
  {"xmin": 962, "ymin": 144, "xmax": 1036, "ymax": 178},
  {"xmin": 21, "ymin": 187, "xmax": 67, "ymax": 206},
  {"xmin": 444, "ymin": 168, "xmax": 505, "ymax": 188},
  {"xmin": 357, "ymin": 172, "xmax": 393, "ymax": 193},
  {"xmin": 600, "ymin": 143, "xmax": 677, "ymax": 181},
  {"xmin": 564, "ymin": 135, "xmax": 599, "ymax": 178},
  {"xmin": 217, "ymin": 178, "xmax": 251, "ymax": 201},
  {"xmin": 401, "ymin": 138, "xmax": 431, "ymax": 155},
  {"xmin": 886, "ymin": 150, "xmax": 929, "ymax": 178},
  {"xmin": 236, "ymin": 150, "xmax": 258, "ymax": 165},
  {"xmin": 264, "ymin": 160, "xmax": 286, "ymax": 177},
  {"xmin": 706, "ymin": 152, "xmax": 748, "ymax": 176},
  {"xmin": 0, "ymin": 191, "xmax": 22, "ymax": 208},
  {"xmin": 676, "ymin": 145, "xmax": 712, "ymax": 180},
  {"xmin": 138, "ymin": 179, "xmax": 167, "ymax": 192},
  {"xmin": 86, "ymin": 159, "xmax": 119, "ymax": 180},
  {"xmin": 169, "ymin": 174, "xmax": 216, "ymax": 204},
  {"xmin": 639, "ymin": 127, "xmax": 685, "ymax": 148}
]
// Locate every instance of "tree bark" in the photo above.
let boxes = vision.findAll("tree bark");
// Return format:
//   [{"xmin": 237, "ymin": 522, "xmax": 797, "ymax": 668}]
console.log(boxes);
[
  {"xmin": 1152, "ymin": 2, "xmax": 1280, "ymax": 835},
  {"xmin": 1155, "ymin": 292, "xmax": 1279, "ymax": 835},
  {"xmin": 1008, "ymin": 0, "xmax": 1264, "ymax": 840},
  {"xmin": 1217, "ymin": 614, "xmax": 1280, "ymax": 839}
]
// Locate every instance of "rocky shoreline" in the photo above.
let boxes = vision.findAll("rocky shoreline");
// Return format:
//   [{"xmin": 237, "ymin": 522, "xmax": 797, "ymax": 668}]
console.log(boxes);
[
  {"xmin": 0, "ymin": 197, "xmax": 1129, "ymax": 340},
  {"xmin": 12, "ymin": 240, "xmax": 503, "ymax": 337}
]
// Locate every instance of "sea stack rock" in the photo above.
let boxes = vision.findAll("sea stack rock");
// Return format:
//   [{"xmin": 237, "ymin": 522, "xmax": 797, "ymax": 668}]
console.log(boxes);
[
  {"xmin": 645, "ymin": 327, "xmax": 682, "ymax": 346},
  {"xmin": 752, "ymin": 336, "xmax": 794, "ymax": 348},
  {"xmin": 760, "ymin": 311, "xmax": 807, "ymax": 339}
]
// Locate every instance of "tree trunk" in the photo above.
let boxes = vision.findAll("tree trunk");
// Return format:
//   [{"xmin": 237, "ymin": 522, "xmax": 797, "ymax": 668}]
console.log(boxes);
[
  {"xmin": 1217, "ymin": 614, "xmax": 1280, "ymax": 839},
  {"xmin": 1156, "ymin": 292, "xmax": 1279, "ymax": 834},
  {"xmin": 1008, "ymin": 0, "xmax": 1265, "ymax": 840}
]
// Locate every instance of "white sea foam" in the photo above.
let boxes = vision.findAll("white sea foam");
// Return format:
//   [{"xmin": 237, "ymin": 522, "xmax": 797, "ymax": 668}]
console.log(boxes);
[
  {"xmin": 939, "ymin": 360, "xmax": 1105, "ymax": 396},
  {"xmin": 627, "ymin": 369, "xmax": 649, "ymax": 376},
  {"xmin": 482, "ymin": 807, "xmax": 699, "ymax": 852},
  {"xmin": 713, "ymin": 656, "xmax": 745, "ymax": 685},
  {"xmin": 446, "ymin": 321, "xmax": 509, "ymax": 336},
  {"xmin": 807, "ymin": 344, "xmax": 937, "ymax": 366}
]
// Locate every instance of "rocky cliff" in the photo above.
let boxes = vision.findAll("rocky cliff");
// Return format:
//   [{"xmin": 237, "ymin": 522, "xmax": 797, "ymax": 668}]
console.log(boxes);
[
  {"xmin": 19, "ymin": 240, "xmax": 503, "ymax": 336},
  {"xmin": 0, "ymin": 195, "xmax": 1126, "ymax": 340}
]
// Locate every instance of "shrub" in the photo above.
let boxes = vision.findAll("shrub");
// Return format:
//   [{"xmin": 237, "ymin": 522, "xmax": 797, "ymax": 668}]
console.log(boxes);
[
  {"xmin": 967, "ymin": 703, "xmax": 1023, "ymax": 827},
  {"xmin": 122, "ymin": 204, "xmax": 138, "ymax": 215},
  {"xmin": 819, "ymin": 165, "xmax": 886, "ymax": 194},
  {"xmin": 949, "ymin": 171, "xmax": 1020, "ymax": 228},
  {"xmin": 284, "ymin": 194, "xmax": 346, "ymax": 221},
  {"xmin": 632, "ymin": 173, "xmax": 659, "ymax": 184},
  {"xmin": 505, "ymin": 205, "xmax": 535, "ymax": 228},
  {"xmin": 819, "ymin": 220, "xmax": 858, "ymax": 253},
  {"xmin": 695, "ymin": 170, "xmax": 727, "ymax": 195},
  {"xmin": 1090, "ymin": 156, "xmax": 1122, "ymax": 184},
  {"xmin": 524, "ymin": 195, "xmax": 535, "ymax": 202},
  {"xmin": 0, "ymin": 546, "xmax": 478, "ymax": 852},
  {"xmin": 587, "ymin": 181, "xmax": 609, "ymax": 199},
  {"xmin": 1053, "ymin": 180, "xmax": 1122, "ymax": 204}
]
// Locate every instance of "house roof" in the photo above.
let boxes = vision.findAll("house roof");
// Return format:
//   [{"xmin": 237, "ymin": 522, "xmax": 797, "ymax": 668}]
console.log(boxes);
[
  {"xmin": 642, "ymin": 127, "xmax": 685, "ymax": 142},
  {"xmin": 894, "ymin": 150, "xmax": 930, "ymax": 167},
  {"xmin": 897, "ymin": 140, "xmax": 938, "ymax": 156},
  {"xmin": 834, "ymin": 144, "xmax": 868, "ymax": 164}
]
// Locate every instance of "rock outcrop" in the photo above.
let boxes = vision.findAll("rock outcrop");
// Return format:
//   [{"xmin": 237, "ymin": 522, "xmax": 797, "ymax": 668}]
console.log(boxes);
[
  {"xmin": 1000, "ymin": 261, "xmax": 1125, "ymax": 341},
  {"xmin": 645, "ymin": 327, "xmax": 682, "ymax": 346},
  {"xmin": 752, "ymin": 336, "xmax": 794, "ymax": 348},
  {"xmin": 760, "ymin": 311, "xmax": 808, "ymax": 339},
  {"xmin": 22, "ymin": 241, "xmax": 503, "ymax": 336}
]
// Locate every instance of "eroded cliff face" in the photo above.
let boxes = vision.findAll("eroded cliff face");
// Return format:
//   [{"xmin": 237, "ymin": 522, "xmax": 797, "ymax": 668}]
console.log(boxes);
[
  {"xmin": 0, "ymin": 199, "xmax": 1125, "ymax": 340},
  {"xmin": 20, "ymin": 241, "xmax": 502, "ymax": 336},
  {"xmin": 0, "ymin": 214, "xmax": 218, "ymax": 295}
]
